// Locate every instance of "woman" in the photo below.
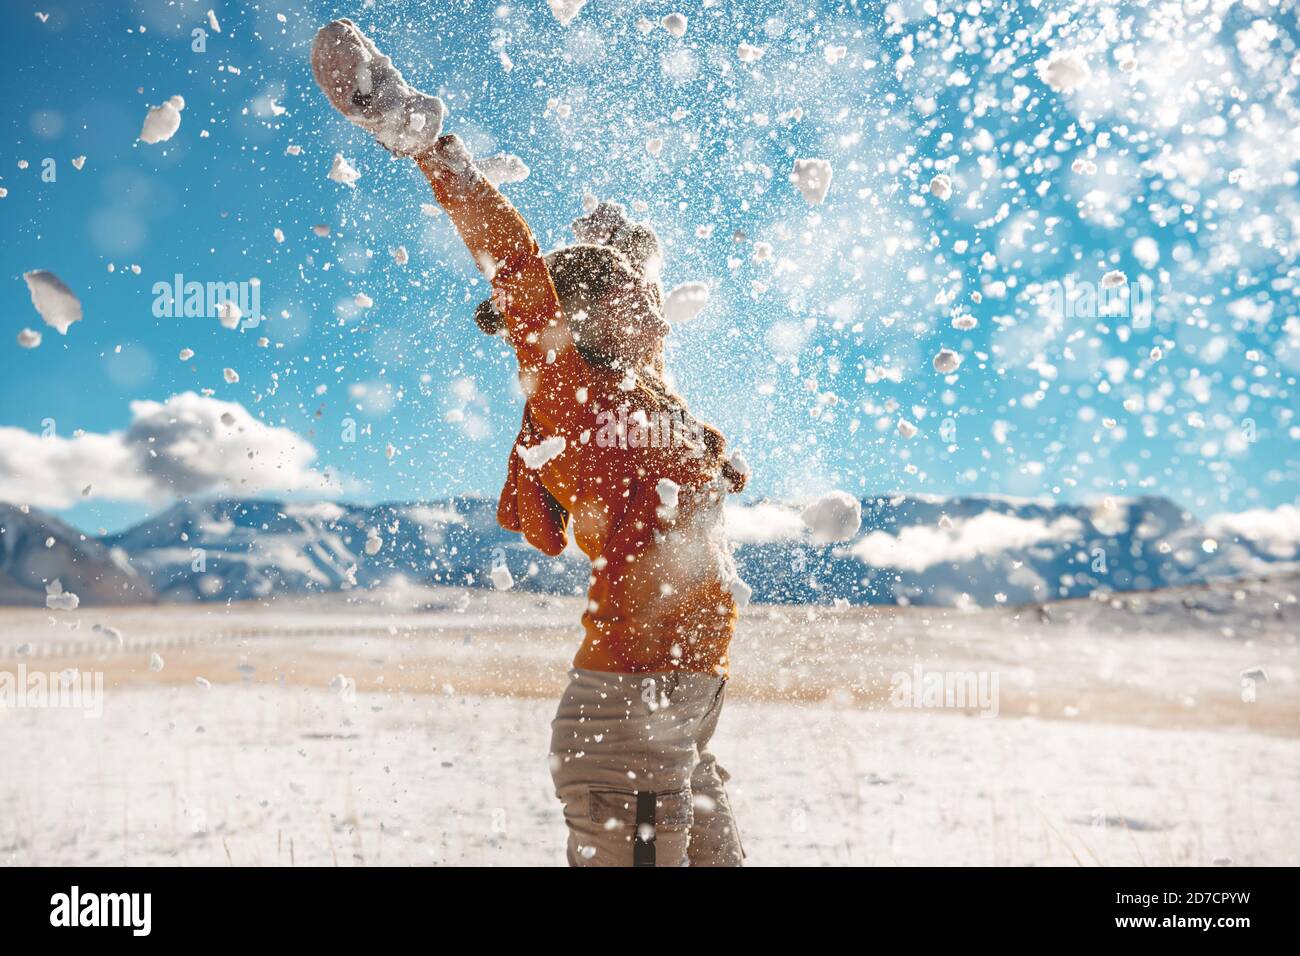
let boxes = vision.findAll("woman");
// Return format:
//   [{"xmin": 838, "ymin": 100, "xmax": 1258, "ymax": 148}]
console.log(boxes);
[{"xmin": 313, "ymin": 19, "xmax": 749, "ymax": 866}]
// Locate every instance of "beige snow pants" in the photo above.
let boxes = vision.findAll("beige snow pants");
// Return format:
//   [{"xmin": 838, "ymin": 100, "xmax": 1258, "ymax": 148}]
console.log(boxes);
[{"xmin": 548, "ymin": 668, "xmax": 744, "ymax": 867}]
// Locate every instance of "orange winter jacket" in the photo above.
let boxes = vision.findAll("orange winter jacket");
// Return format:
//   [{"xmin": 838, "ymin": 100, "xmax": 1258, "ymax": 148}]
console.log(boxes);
[{"xmin": 421, "ymin": 156, "xmax": 743, "ymax": 675}]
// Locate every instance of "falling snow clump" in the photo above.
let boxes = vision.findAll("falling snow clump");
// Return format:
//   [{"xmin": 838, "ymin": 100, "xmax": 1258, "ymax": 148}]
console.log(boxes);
[
  {"xmin": 790, "ymin": 158, "xmax": 832, "ymax": 205},
  {"xmin": 491, "ymin": 563, "xmax": 514, "ymax": 591},
  {"xmin": 546, "ymin": 0, "xmax": 589, "ymax": 26},
  {"xmin": 801, "ymin": 492, "xmax": 863, "ymax": 544},
  {"xmin": 477, "ymin": 153, "xmax": 530, "ymax": 185},
  {"xmin": 23, "ymin": 270, "xmax": 82, "ymax": 335},
  {"xmin": 933, "ymin": 348, "xmax": 962, "ymax": 373},
  {"xmin": 1038, "ymin": 49, "xmax": 1091, "ymax": 93},
  {"xmin": 45, "ymin": 579, "xmax": 80, "ymax": 611},
  {"xmin": 663, "ymin": 282, "xmax": 710, "ymax": 323},
  {"xmin": 327, "ymin": 153, "xmax": 361, "ymax": 187},
  {"xmin": 517, "ymin": 435, "xmax": 566, "ymax": 469},
  {"xmin": 139, "ymin": 95, "xmax": 185, "ymax": 144}
]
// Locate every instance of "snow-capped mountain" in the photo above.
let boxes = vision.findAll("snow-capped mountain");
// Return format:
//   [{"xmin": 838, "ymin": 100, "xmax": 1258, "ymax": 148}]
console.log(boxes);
[
  {"xmin": 728, "ymin": 494, "xmax": 1300, "ymax": 607},
  {"xmin": 69, "ymin": 493, "xmax": 1299, "ymax": 608},
  {"xmin": 98, "ymin": 496, "xmax": 589, "ymax": 602},
  {"xmin": 0, "ymin": 503, "xmax": 156, "ymax": 606}
]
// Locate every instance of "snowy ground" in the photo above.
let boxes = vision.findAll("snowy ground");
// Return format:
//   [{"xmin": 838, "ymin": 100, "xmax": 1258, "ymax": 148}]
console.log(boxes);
[{"xmin": 1, "ymin": 576, "xmax": 1296, "ymax": 866}]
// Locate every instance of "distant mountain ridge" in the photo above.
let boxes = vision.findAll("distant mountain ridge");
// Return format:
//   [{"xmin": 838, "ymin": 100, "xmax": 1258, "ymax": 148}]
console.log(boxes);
[
  {"xmin": 1, "ymin": 494, "xmax": 1296, "ymax": 608},
  {"xmin": 0, "ymin": 503, "xmax": 156, "ymax": 607}
]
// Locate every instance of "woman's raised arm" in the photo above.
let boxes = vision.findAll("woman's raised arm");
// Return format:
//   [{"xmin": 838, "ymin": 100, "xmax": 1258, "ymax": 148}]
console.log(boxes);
[{"xmin": 416, "ymin": 139, "xmax": 564, "ymax": 369}]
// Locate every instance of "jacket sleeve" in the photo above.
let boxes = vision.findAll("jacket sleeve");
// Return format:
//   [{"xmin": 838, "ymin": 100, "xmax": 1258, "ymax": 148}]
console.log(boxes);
[
  {"xmin": 498, "ymin": 413, "xmax": 571, "ymax": 557},
  {"xmin": 418, "ymin": 153, "xmax": 562, "ymax": 370}
]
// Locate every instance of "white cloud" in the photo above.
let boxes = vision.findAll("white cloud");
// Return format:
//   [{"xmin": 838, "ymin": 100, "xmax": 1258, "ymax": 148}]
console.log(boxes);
[
  {"xmin": 0, "ymin": 392, "xmax": 339, "ymax": 509},
  {"xmin": 851, "ymin": 512, "xmax": 1084, "ymax": 572},
  {"xmin": 1206, "ymin": 504, "xmax": 1300, "ymax": 559},
  {"xmin": 0, "ymin": 429, "xmax": 141, "ymax": 506},
  {"xmin": 282, "ymin": 501, "xmax": 348, "ymax": 523}
]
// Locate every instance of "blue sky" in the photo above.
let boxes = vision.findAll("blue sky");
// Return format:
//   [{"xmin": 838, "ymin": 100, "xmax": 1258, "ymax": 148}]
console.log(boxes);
[{"xmin": 2, "ymin": 0, "xmax": 1297, "ymax": 534}]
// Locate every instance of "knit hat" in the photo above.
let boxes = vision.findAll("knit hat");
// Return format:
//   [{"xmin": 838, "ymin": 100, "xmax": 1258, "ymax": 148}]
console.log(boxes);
[{"xmin": 569, "ymin": 201, "xmax": 663, "ymax": 284}]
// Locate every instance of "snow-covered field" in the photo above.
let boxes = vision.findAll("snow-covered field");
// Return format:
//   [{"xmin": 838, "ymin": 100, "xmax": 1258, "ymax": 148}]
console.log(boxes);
[{"xmin": 1, "ymin": 576, "xmax": 1296, "ymax": 866}]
